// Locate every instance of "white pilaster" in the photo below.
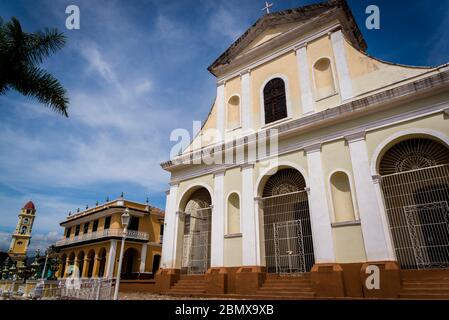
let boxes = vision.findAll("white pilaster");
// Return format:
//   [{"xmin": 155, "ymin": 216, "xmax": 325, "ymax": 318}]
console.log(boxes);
[
  {"xmin": 240, "ymin": 70, "xmax": 252, "ymax": 131},
  {"xmin": 346, "ymin": 132, "xmax": 393, "ymax": 261},
  {"xmin": 140, "ymin": 243, "xmax": 148, "ymax": 273},
  {"xmin": 161, "ymin": 183, "xmax": 179, "ymax": 269},
  {"xmin": 216, "ymin": 81, "xmax": 226, "ymax": 141},
  {"xmin": 295, "ymin": 45, "xmax": 315, "ymax": 114},
  {"xmin": 106, "ymin": 239, "xmax": 117, "ymax": 279},
  {"xmin": 305, "ymin": 143, "xmax": 336, "ymax": 263},
  {"xmin": 241, "ymin": 163, "xmax": 258, "ymax": 265},
  {"xmin": 212, "ymin": 170, "xmax": 225, "ymax": 267},
  {"xmin": 330, "ymin": 29, "xmax": 353, "ymax": 101}
]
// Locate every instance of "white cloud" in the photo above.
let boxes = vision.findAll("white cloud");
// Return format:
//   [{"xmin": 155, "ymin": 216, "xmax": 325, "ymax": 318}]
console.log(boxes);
[
  {"xmin": 135, "ymin": 79, "xmax": 153, "ymax": 94},
  {"xmin": 80, "ymin": 44, "xmax": 117, "ymax": 84},
  {"xmin": 209, "ymin": 6, "xmax": 244, "ymax": 41}
]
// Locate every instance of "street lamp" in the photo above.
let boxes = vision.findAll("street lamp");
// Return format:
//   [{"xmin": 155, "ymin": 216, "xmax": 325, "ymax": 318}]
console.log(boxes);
[{"xmin": 113, "ymin": 208, "xmax": 130, "ymax": 300}]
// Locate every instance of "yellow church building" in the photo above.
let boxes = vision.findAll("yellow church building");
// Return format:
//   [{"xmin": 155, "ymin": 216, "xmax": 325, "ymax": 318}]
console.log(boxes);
[
  {"xmin": 156, "ymin": 0, "xmax": 449, "ymax": 298},
  {"xmin": 55, "ymin": 198, "xmax": 164, "ymax": 280}
]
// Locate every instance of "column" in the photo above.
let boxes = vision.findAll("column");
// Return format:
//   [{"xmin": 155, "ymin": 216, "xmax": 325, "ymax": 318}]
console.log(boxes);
[
  {"xmin": 106, "ymin": 239, "xmax": 117, "ymax": 279},
  {"xmin": 211, "ymin": 170, "xmax": 225, "ymax": 267},
  {"xmin": 346, "ymin": 132, "xmax": 393, "ymax": 261},
  {"xmin": 140, "ymin": 243, "xmax": 148, "ymax": 273},
  {"xmin": 81, "ymin": 257, "xmax": 90, "ymax": 278},
  {"xmin": 330, "ymin": 29, "xmax": 353, "ymax": 101},
  {"xmin": 161, "ymin": 183, "xmax": 179, "ymax": 269},
  {"xmin": 63, "ymin": 260, "xmax": 70, "ymax": 278},
  {"xmin": 295, "ymin": 44, "xmax": 315, "ymax": 114},
  {"xmin": 74, "ymin": 258, "xmax": 81, "ymax": 278},
  {"xmin": 304, "ymin": 143, "xmax": 336, "ymax": 263},
  {"xmin": 240, "ymin": 70, "xmax": 252, "ymax": 131},
  {"xmin": 92, "ymin": 254, "xmax": 100, "ymax": 278},
  {"xmin": 216, "ymin": 81, "xmax": 226, "ymax": 141},
  {"xmin": 241, "ymin": 163, "xmax": 258, "ymax": 265}
]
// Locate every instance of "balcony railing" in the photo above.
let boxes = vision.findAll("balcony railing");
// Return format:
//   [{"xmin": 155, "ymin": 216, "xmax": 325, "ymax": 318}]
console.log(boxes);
[{"xmin": 56, "ymin": 228, "xmax": 149, "ymax": 247}]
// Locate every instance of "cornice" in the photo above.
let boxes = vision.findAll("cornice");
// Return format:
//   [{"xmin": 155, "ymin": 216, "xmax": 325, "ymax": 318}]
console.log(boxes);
[{"xmin": 162, "ymin": 69, "xmax": 449, "ymax": 174}]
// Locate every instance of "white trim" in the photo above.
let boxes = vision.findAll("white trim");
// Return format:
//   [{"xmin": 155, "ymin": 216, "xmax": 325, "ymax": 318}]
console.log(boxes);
[
  {"xmin": 241, "ymin": 164, "xmax": 258, "ymax": 265},
  {"xmin": 259, "ymin": 74, "xmax": 293, "ymax": 127},
  {"xmin": 327, "ymin": 169, "xmax": 360, "ymax": 223},
  {"xmin": 295, "ymin": 45, "xmax": 315, "ymax": 114},
  {"xmin": 175, "ymin": 182, "xmax": 214, "ymax": 212},
  {"xmin": 226, "ymin": 94, "xmax": 242, "ymax": 131},
  {"xmin": 217, "ymin": 83, "xmax": 226, "ymax": 142},
  {"xmin": 305, "ymin": 147, "xmax": 336, "ymax": 263},
  {"xmin": 254, "ymin": 160, "xmax": 310, "ymax": 197},
  {"xmin": 330, "ymin": 30, "xmax": 353, "ymax": 101},
  {"xmin": 346, "ymin": 136, "xmax": 393, "ymax": 261},
  {"xmin": 212, "ymin": 172, "xmax": 225, "ymax": 267},
  {"xmin": 105, "ymin": 239, "xmax": 117, "ymax": 279},
  {"xmin": 240, "ymin": 71, "xmax": 252, "ymax": 132},
  {"xmin": 370, "ymin": 128, "xmax": 449, "ymax": 176},
  {"xmin": 224, "ymin": 191, "xmax": 242, "ymax": 235},
  {"xmin": 311, "ymin": 56, "xmax": 338, "ymax": 101},
  {"xmin": 139, "ymin": 243, "xmax": 147, "ymax": 273}
]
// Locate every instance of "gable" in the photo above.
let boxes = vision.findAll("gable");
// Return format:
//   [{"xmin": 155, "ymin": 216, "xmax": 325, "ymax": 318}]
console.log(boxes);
[
  {"xmin": 242, "ymin": 22, "xmax": 299, "ymax": 54},
  {"xmin": 208, "ymin": 0, "xmax": 366, "ymax": 77}
]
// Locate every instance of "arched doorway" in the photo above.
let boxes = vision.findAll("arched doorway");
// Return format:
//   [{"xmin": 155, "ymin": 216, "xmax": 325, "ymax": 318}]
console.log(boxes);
[
  {"xmin": 67, "ymin": 252, "xmax": 75, "ymax": 277},
  {"xmin": 180, "ymin": 187, "xmax": 212, "ymax": 275},
  {"xmin": 152, "ymin": 254, "xmax": 161, "ymax": 275},
  {"xmin": 59, "ymin": 254, "xmax": 67, "ymax": 278},
  {"xmin": 379, "ymin": 137, "xmax": 449, "ymax": 270},
  {"xmin": 77, "ymin": 251, "xmax": 85, "ymax": 278},
  {"xmin": 97, "ymin": 248, "xmax": 107, "ymax": 277},
  {"xmin": 122, "ymin": 248, "xmax": 139, "ymax": 279},
  {"xmin": 260, "ymin": 168, "xmax": 315, "ymax": 274},
  {"xmin": 87, "ymin": 250, "xmax": 95, "ymax": 278}
]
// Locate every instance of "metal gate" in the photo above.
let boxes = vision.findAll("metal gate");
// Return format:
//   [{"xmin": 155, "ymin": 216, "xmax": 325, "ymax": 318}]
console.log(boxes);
[
  {"xmin": 181, "ymin": 207, "xmax": 211, "ymax": 275},
  {"xmin": 274, "ymin": 219, "xmax": 306, "ymax": 274},
  {"xmin": 381, "ymin": 164, "xmax": 449, "ymax": 270},
  {"xmin": 261, "ymin": 191, "xmax": 314, "ymax": 274}
]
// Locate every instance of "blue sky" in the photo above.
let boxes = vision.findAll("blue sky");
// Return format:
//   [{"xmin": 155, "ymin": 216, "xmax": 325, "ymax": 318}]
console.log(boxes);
[{"xmin": 0, "ymin": 0, "xmax": 448, "ymax": 253}]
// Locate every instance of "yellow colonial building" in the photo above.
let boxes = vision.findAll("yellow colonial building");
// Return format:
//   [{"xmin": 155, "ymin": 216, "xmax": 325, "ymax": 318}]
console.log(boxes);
[
  {"xmin": 55, "ymin": 198, "xmax": 164, "ymax": 280},
  {"xmin": 157, "ymin": 0, "xmax": 449, "ymax": 298}
]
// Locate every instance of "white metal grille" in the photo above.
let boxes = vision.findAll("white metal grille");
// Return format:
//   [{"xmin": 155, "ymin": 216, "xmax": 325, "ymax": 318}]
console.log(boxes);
[
  {"xmin": 274, "ymin": 219, "xmax": 306, "ymax": 274},
  {"xmin": 381, "ymin": 164, "xmax": 449, "ymax": 270},
  {"xmin": 181, "ymin": 207, "xmax": 212, "ymax": 275},
  {"xmin": 261, "ymin": 190, "xmax": 314, "ymax": 274}
]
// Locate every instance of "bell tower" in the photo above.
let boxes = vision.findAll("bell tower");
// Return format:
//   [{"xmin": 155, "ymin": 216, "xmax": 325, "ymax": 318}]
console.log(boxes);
[{"xmin": 8, "ymin": 201, "xmax": 36, "ymax": 261}]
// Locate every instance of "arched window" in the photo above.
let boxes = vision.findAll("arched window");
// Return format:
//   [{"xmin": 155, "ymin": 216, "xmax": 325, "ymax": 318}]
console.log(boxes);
[
  {"xmin": 313, "ymin": 58, "xmax": 336, "ymax": 100},
  {"xmin": 227, "ymin": 95, "xmax": 241, "ymax": 130},
  {"xmin": 227, "ymin": 193, "xmax": 240, "ymax": 234},
  {"xmin": 21, "ymin": 226, "xmax": 27, "ymax": 234},
  {"xmin": 263, "ymin": 78, "xmax": 287, "ymax": 125},
  {"xmin": 330, "ymin": 171, "xmax": 356, "ymax": 222}
]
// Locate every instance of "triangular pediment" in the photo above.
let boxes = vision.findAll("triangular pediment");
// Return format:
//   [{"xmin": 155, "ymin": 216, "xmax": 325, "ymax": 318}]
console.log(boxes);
[{"xmin": 208, "ymin": 0, "xmax": 366, "ymax": 77}]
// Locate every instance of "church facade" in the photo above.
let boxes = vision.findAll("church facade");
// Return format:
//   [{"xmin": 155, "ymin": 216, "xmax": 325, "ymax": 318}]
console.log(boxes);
[{"xmin": 157, "ymin": 0, "xmax": 449, "ymax": 298}]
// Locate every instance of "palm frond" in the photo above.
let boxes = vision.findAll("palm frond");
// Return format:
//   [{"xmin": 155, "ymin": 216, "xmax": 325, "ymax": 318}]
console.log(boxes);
[
  {"xmin": 12, "ymin": 66, "xmax": 69, "ymax": 117},
  {"xmin": 26, "ymin": 28, "xmax": 66, "ymax": 65}
]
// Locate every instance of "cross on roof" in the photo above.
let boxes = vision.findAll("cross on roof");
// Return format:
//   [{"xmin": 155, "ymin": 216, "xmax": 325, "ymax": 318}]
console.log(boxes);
[{"xmin": 262, "ymin": 1, "xmax": 273, "ymax": 14}]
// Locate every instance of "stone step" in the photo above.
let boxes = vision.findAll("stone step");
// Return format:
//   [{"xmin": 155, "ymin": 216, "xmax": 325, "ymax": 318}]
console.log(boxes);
[
  {"xmin": 254, "ymin": 291, "xmax": 315, "ymax": 297},
  {"xmin": 176, "ymin": 279, "xmax": 207, "ymax": 284},
  {"xmin": 258, "ymin": 287, "xmax": 313, "ymax": 292},
  {"xmin": 402, "ymin": 283, "xmax": 449, "ymax": 289},
  {"xmin": 168, "ymin": 289, "xmax": 206, "ymax": 294},
  {"xmin": 262, "ymin": 281, "xmax": 312, "ymax": 287},
  {"xmin": 399, "ymin": 292, "xmax": 449, "ymax": 299},
  {"xmin": 401, "ymin": 288, "xmax": 449, "ymax": 294}
]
